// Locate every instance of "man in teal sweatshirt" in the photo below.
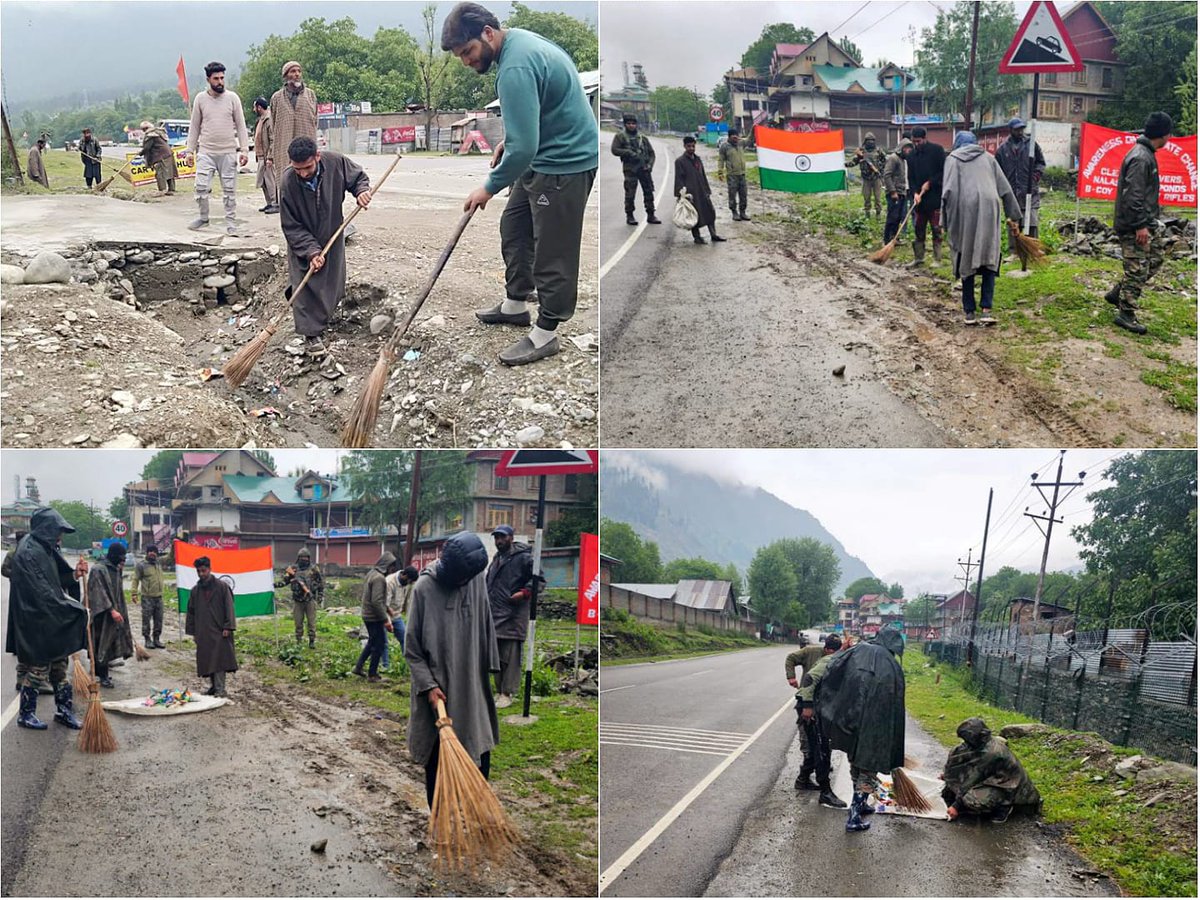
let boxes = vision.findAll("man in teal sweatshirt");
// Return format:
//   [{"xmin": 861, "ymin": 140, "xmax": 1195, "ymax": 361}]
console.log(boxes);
[{"xmin": 443, "ymin": 2, "xmax": 599, "ymax": 366}]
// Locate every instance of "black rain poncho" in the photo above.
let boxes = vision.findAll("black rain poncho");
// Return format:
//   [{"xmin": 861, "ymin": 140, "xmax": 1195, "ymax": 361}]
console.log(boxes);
[
  {"xmin": 5, "ymin": 508, "xmax": 87, "ymax": 665},
  {"xmin": 818, "ymin": 630, "xmax": 906, "ymax": 774}
]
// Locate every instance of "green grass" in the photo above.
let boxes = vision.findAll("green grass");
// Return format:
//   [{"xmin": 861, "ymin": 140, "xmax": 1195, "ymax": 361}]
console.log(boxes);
[
  {"xmin": 228, "ymin": 603, "xmax": 597, "ymax": 873},
  {"xmin": 601, "ymin": 608, "xmax": 762, "ymax": 664},
  {"xmin": 2, "ymin": 146, "xmax": 256, "ymax": 197},
  {"xmin": 904, "ymin": 648, "xmax": 1197, "ymax": 897},
  {"xmin": 767, "ymin": 187, "xmax": 1197, "ymax": 411}
]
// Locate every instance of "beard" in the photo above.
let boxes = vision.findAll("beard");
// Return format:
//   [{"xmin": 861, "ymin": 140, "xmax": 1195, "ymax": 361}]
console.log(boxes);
[
  {"xmin": 211, "ymin": 82, "xmax": 226, "ymax": 93},
  {"xmin": 287, "ymin": 78, "xmax": 305, "ymax": 92},
  {"xmin": 474, "ymin": 41, "xmax": 496, "ymax": 74}
]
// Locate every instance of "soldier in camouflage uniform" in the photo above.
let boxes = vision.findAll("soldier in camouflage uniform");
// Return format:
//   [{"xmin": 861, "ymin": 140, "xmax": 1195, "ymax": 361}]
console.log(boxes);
[
  {"xmin": 846, "ymin": 132, "xmax": 887, "ymax": 217},
  {"xmin": 611, "ymin": 113, "xmax": 661, "ymax": 226},
  {"xmin": 277, "ymin": 548, "xmax": 319, "ymax": 646},
  {"xmin": 718, "ymin": 127, "xmax": 750, "ymax": 221},
  {"xmin": 942, "ymin": 717, "xmax": 1041, "ymax": 823},
  {"xmin": 1106, "ymin": 111, "xmax": 1173, "ymax": 335}
]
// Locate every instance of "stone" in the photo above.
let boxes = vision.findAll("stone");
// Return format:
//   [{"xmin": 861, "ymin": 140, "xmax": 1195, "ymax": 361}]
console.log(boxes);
[
  {"xmin": 511, "ymin": 397, "xmax": 534, "ymax": 411},
  {"xmin": 98, "ymin": 250, "xmax": 121, "ymax": 263},
  {"xmin": 220, "ymin": 254, "xmax": 240, "ymax": 265},
  {"xmin": 200, "ymin": 258, "xmax": 220, "ymax": 268},
  {"xmin": 119, "ymin": 278, "xmax": 134, "ymax": 294},
  {"xmin": 111, "ymin": 390, "xmax": 136, "ymax": 408},
  {"xmin": 109, "ymin": 256, "xmax": 126, "ymax": 269},
  {"xmin": 127, "ymin": 250, "xmax": 155, "ymax": 264},
  {"xmin": 310, "ymin": 839, "xmax": 327, "ymax": 854},
  {"xmin": 101, "ymin": 432, "xmax": 142, "ymax": 449},
  {"xmin": 23, "ymin": 251, "xmax": 72, "ymax": 284},
  {"xmin": 1114, "ymin": 755, "xmax": 1149, "ymax": 778},
  {"xmin": 203, "ymin": 273, "xmax": 237, "ymax": 289},
  {"xmin": 70, "ymin": 433, "xmax": 90, "ymax": 445},
  {"xmin": 64, "ymin": 311, "xmax": 79, "ymax": 323},
  {"xmin": 240, "ymin": 252, "xmax": 258, "ymax": 261},
  {"xmin": 267, "ymin": 244, "xmax": 281, "ymax": 257},
  {"xmin": 177, "ymin": 251, "xmax": 202, "ymax": 262},
  {"xmin": 370, "ymin": 314, "xmax": 394, "ymax": 335},
  {"xmin": 1136, "ymin": 762, "xmax": 1197, "ymax": 784},
  {"xmin": 515, "ymin": 425, "xmax": 544, "ymax": 445},
  {"xmin": 0, "ymin": 264, "xmax": 25, "ymax": 284},
  {"xmin": 421, "ymin": 315, "xmax": 447, "ymax": 329},
  {"xmin": 93, "ymin": 334, "xmax": 111, "ymax": 348},
  {"xmin": 529, "ymin": 402, "xmax": 555, "ymax": 416},
  {"xmin": 93, "ymin": 259, "xmax": 109, "ymax": 272},
  {"xmin": 998, "ymin": 723, "xmax": 1050, "ymax": 739}
]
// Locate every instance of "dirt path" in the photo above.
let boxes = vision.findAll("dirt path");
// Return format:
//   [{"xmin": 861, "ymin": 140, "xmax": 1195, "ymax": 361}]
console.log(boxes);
[
  {"xmin": 4, "ymin": 628, "xmax": 590, "ymax": 898},
  {"xmin": 1, "ymin": 154, "xmax": 598, "ymax": 449},
  {"xmin": 600, "ymin": 162, "xmax": 1193, "ymax": 448}
]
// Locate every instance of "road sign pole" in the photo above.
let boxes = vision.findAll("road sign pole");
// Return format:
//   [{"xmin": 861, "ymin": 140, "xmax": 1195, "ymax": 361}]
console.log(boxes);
[
  {"xmin": 1024, "ymin": 72, "xmax": 1040, "ymax": 234},
  {"xmin": 521, "ymin": 475, "xmax": 546, "ymax": 718}
]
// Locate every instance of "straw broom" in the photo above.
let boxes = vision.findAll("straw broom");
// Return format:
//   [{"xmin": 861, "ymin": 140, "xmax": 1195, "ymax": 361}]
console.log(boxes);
[
  {"xmin": 221, "ymin": 152, "xmax": 403, "ymax": 389},
  {"xmin": 429, "ymin": 698, "xmax": 519, "ymax": 871},
  {"xmin": 869, "ymin": 188, "xmax": 925, "ymax": 264},
  {"xmin": 341, "ymin": 208, "xmax": 476, "ymax": 448},
  {"xmin": 1007, "ymin": 220, "xmax": 1048, "ymax": 268},
  {"xmin": 890, "ymin": 766, "xmax": 932, "ymax": 813},
  {"xmin": 71, "ymin": 652, "xmax": 90, "ymax": 697},
  {"xmin": 94, "ymin": 158, "xmax": 134, "ymax": 193},
  {"xmin": 78, "ymin": 568, "xmax": 118, "ymax": 754}
]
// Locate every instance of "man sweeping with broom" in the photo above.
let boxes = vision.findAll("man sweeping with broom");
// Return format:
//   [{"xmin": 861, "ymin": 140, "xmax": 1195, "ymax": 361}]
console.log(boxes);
[
  {"xmin": 6, "ymin": 508, "xmax": 88, "ymax": 730},
  {"xmin": 87, "ymin": 543, "xmax": 134, "ymax": 690}
]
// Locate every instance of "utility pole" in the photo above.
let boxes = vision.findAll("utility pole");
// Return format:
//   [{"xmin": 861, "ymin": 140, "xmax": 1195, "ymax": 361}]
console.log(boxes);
[
  {"xmin": 964, "ymin": 0, "xmax": 981, "ymax": 130},
  {"xmin": 402, "ymin": 450, "xmax": 423, "ymax": 567},
  {"xmin": 1023, "ymin": 451, "xmax": 1086, "ymax": 658},
  {"xmin": 956, "ymin": 548, "xmax": 979, "ymax": 641},
  {"xmin": 1, "ymin": 103, "xmax": 24, "ymax": 185},
  {"xmin": 968, "ymin": 488, "xmax": 994, "ymax": 667}
]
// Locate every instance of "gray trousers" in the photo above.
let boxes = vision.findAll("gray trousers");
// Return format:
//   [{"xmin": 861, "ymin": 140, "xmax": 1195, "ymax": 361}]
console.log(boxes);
[
  {"xmin": 500, "ymin": 168, "xmax": 597, "ymax": 329},
  {"xmin": 153, "ymin": 160, "xmax": 176, "ymax": 193},
  {"xmin": 727, "ymin": 173, "xmax": 748, "ymax": 214},
  {"xmin": 210, "ymin": 670, "xmax": 227, "ymax": 695},
  {"xmin": 141, "ymin": 595, "xmax": 164, "ymax": 641},
  {"xmin": 496, "ymin": 638, "xmax": 523, "ymax": 696},
  {"xmin": 194, "ymin": 151, "xmax": 238, "ymax": 224},
  {"xmin": 256, "ymin": 159, "xmax": 276, "ymax": 206}
]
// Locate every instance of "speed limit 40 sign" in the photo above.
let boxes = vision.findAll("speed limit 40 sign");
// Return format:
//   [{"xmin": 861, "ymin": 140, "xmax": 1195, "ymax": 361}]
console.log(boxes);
[
  {"xmin": 709, "ymin": 104, "xmax": 724, "ymax": 122},
  {"xmin": 111, "ymin": 521, "xmax": 128, "ymax": 537}
]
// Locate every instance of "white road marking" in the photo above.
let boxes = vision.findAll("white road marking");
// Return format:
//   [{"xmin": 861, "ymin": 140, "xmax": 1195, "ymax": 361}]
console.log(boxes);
[
  {"xmin": 600, "ymin": 740, "xmax": 729, "ymax": 757},
  {"xmin": 602, "ymin": 722, "xmax": 751, "ymax": 739},
  {"xmin": 1, "ymin": 693, "xmax": 21, "ymax": 731},
  {"xmin": 599, "ymin": 696, "xmax": 796, "ymax": 894},
  {"xmin": 685, "ymin": 669, "xmax": 713, "ymax": 678},
  {"xmin": 599, "ymin": 684, "xmax": 637, "ymax": 695},
  {"xmin": 599, "ymin": 142, "xmax": 672, "ymax": 280}
]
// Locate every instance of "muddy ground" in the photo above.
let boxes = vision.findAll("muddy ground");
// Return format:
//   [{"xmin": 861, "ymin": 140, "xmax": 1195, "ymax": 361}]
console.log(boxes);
[
  {"xmin": 4, "ymin": 628, "xmax": 592, "ymax": 898},
  {"xmin": 599, "ymin": 139, "xmax": 1194, "ymax": 448},
  {"xmin": 0, "ymin": 155, "xmax": 598, "ymax": 449}
]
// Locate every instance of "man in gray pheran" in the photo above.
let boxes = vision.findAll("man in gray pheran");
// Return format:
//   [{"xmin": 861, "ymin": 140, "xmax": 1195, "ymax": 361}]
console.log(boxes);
[{"xmin": 405, "ymin": 532, "xmax": 500, "ymax": 807}]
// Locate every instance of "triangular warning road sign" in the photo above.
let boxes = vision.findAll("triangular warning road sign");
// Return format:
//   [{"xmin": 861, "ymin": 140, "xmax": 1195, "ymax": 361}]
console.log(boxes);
[
  {"xmin": 495, "ymin": 449, "xmax": 598, "ymax": 476},
  {"xmin": 999, "ymin": 1, "xmax": 1083, "ymax": 74}
]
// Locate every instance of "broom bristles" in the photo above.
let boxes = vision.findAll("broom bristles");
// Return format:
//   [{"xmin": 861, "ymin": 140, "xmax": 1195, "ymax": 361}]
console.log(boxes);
[
  {"xmin": 340, "ymin": 352, "xmax": 392, "ymax": 448},
  {"xmin": 133, "ymin": 640, "xmax": 151, "ymax": 662},
  {"xmin": 71, "ymin": 653, "xmax": 91, "ymax": 696},
  {"xmin": 429, "ymin": 710, "xmax": 519, "ymax": 871},
  {"xmin": 869, "ymin": 238, "xmax": 897, "ymax": 264},
  {"xmin": 222, "ymin": 322, "xmax": 277, "ymax": 388},
  {"xmin": 903, "ymin": 754, "xmax": 920, "ymax": 770},
  {"xmin": 1009, "ymin": 223, "xmax": 1048, "ymax": 267},
  {"xmin": 79, "ymin": 682, "xmax": 117, "ymax": 753},
  {"xmin": 890, "ymin": 766, "xmax": 932, "ymax": 813}
]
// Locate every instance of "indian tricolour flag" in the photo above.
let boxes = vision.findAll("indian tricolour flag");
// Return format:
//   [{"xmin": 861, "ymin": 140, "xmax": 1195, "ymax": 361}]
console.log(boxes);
[
  {"xmin": 174, "ymin": 541, "xmax": 275, "ymax": 617},
  {"xmin": 754, "ymin": 127, "xmax": 847, "ymax": 194}
]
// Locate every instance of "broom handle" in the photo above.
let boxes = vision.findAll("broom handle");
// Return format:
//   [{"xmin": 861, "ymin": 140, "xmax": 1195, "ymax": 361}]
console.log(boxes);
[
  {"xmin": 82, "ymin": 153, "xmax": 131, "ymax": 175},
  {"xmin": 894, "ymin": 187, "xmax": 925, "ymax": 235},
  {"xmin": 288, "ymin": 152, "xmax": 403, "ymax": 308},
  {"xmin": 82, "ymin": 567, "xmax": 97, "ymax": 678},
  {"xmin": 380, "ymin": 208, "xmax": 476, "ymax": 359}
]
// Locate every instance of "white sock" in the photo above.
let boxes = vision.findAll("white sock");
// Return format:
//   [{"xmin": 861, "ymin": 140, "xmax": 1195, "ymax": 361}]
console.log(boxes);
[
  {"xmin": 528, "ymin": 325, "xmax": 556, "ymax": 348},
  {"xmin": 500, "ymin": 297, "xmax": 526, "ymax": 314}
]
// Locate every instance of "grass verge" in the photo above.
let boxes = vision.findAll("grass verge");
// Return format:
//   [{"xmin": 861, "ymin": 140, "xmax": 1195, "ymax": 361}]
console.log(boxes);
[
  {"xmin": 601, "ymin": 608, "xmax": 762, "ymax": 664},
  {"xmin": 904, "ymin": 648, "xmax": 1197, "ymax": 897}
]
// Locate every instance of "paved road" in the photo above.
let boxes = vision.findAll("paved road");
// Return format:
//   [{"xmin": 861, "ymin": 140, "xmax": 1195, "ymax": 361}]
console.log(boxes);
[{"xmin": 600, "ymin": 646, "xmax": 1116, "ymax": 898}]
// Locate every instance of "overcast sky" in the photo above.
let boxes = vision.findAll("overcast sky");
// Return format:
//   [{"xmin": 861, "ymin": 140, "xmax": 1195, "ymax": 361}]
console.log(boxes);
[
  {"xmin": 0, "ymin": 0, "xmax": 596, "ymax": 105},
  {"xmin": 603, "ymin": 449, "xmax": 1131, "ymax": 596},
  {"xmin": 599, "ymin": 0, "xmax": 1039, "ymax": 95},
  {"xmin": 1, "ymin": 449, "xmax": 352, "ymax": 509}
]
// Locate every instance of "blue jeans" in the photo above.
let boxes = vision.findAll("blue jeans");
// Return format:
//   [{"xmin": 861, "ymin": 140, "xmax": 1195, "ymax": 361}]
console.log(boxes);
[
  {"xmin": 962, "ymin": 267, "xmax": 997, "ymax": 313},
  {"xmin": 381, "ymin": 617, "xmax": 405, "ymax": 667}
]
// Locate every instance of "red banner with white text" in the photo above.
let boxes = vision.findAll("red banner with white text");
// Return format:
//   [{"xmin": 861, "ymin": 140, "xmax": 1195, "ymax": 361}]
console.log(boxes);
[
  {"xmin": 577, "ymin": 532, "xmax": 599, "ymax": 627},
  {"xmin": 1078, "ymin": 123, "xmax": 1197, "ymax": 208}
]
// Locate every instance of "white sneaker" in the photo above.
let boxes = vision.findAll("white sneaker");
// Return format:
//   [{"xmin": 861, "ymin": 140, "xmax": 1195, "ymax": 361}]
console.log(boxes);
[{"xmin": 495, "ymin": 693, "xmax": 513, "ymax": 709}]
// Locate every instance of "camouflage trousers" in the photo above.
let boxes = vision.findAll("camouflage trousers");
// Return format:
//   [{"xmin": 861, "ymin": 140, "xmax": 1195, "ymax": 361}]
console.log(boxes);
[
  {"xmin": 727, "ymin": 174, "xmax": 748, "ymax": 215},
  {"xmin": 293, "ymin": 599, "xmax": 317, "ymax": 642},
  {"xmin": 16, "ymin": 657, "xmax": 69, "ymax": 691},
  {"xmin": 850, "ymin": 764, "xmax": 884, "ymax": 796},
  {"xmin": 861, "ymin": 177, "xmax": 882, "ymax": 214},
  {"xmin": 952, "ymin": 784, "xmax": 1011, "ymax": 814},
  {"xmin": 623, "ymin": 168, "xmax": 655, "ymax": 214},
  {"xmin": 1117, "ymin": 229, "xmax": 1165, "ymax": 313}
]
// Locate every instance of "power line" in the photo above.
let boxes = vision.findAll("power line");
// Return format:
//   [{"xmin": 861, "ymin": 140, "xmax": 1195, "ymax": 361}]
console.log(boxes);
[
  {"xmin": 850, "ymin": 2, "xmax": 909, "ymax": 41},
  {"xmin": 830, "ymin": 1, "xmax": 874, "ymax": 38}
]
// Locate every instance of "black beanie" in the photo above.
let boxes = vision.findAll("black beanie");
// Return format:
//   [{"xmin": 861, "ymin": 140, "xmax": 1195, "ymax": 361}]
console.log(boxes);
[{"xmin": 1143, "ymin": 111, "xmax": 1173, "ymax": 140}]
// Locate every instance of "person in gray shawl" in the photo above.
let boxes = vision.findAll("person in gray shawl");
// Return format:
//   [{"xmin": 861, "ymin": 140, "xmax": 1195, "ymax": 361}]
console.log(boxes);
[
  {"xmin": 941, "ymin": 131, "xmax": 1022, "ymax": 326},
  {"xmin": 405, "ymin": 532, "xmax": 500, "ymax": 807},
  {"xmin": 88, "ymin": 542, "xmax": 134, "ymax": 689}
]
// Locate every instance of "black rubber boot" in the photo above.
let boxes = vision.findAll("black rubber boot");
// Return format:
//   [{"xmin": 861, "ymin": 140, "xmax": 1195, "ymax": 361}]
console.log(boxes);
[
  {"xmin": 1115, "ymin": 311, "xmax": 1147, "ymax": 335},
  {"xmin": 646, "ymin": 211, "xmax": 662, "ymax": 224},
  {"xmin": 53, "ymin": 683, "xmax": 82, "ymax": 729},
  {"xmin": 626, "ymin": 213, "xmax": 637, "ymax": 226},
  {"xmin": 709, "ymin": 225, "xmax": 727, "ymax": 243},
  {"xmin": 819, "ymin": 788, "xmax": 848, "ymax": 809},
  {"xmin": 1104, "ymin": 284, "xmax": 1121, "ymax": 306},
  {"xmin": 17, "ymin": 686, "xmax": 47, "ymax": 730},
  {"xmin": 794, "ymin": 769, "xmax": 820, "ymax": 791},
  {"xmin": 846, "ymin": 792, "xmax": 871, "ymax": 832}
]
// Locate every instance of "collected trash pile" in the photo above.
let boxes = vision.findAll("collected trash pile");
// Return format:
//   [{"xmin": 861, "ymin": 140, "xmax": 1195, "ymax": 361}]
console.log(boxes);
[
  {"xmin": 142, "ymin": 687, "xmax": 198, "ymax": 708},
  {"xmin": 543, "ymin": 648, "xmax": 599, "ymax": 696},
  {"xmin": 1057, "ymin": 216, "xmax": 1197, "ymax": 257}
]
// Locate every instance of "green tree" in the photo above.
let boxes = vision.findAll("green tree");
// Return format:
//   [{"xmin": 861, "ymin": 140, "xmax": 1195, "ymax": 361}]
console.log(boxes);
[
  {"xmin": 342, "ymin": 451, "xmax": 471, "ymax": 558},
  {"xmin": 838, "ymin": 36, "xmax": 863, "ymax": 64},
  {"xmin": 251, "ymin": 450, "xmax": 278, "ymax": 473},
  {"xmin": 1090, "ymin": 1, "xmax": 1196, "ymax": 130},
  {"xmin": 505, "ymin": 2, "xmax": 598, "ymax": 70},
  {"xmin": 545, "ymin": 474, "xmax": 598, "ymax": 547},
  {"xmin": 599, "ymin": 519, "xmax": 662, "ymax": 583},
  {"xmin": 108, "ymin": 496, "xmax": 129, "ymax": 522},
  {"xmin": 905, "ymin": 594, "xmax": 938, "ymax": 629},
  {"xmin": 722, "ymin": 562, "xmax": 743, "ymax": 601},
  {"xmin": 662, "ymin": 556, "xmax": 726, "ymax": 582},
  {"xmin": 418, "ymin": 3, "xmax": 457, "ymax": 137},
  {"xmin": 773, "ymin": 537, "xmax": 841, "ymax": 626},
  {"xmin": 649, "ymin": 85, "xmax": 708, "ymax": 132},
  {"xmin": 888, "ymin": 582, "xmax": 905, "ymax": 599},
  {"xmin": 914, "ymin": 0, "xmax": 1023, "ymax": 126},
  {"xmin": 48, "ymin": 500, "xmax": 110, "ymax": 550},
  {"xmin": 748, "ymin": 543, "xmax": 799, "ymax": 627},
  {"xmin": 140, "ymin": 450, "xmax": 185, "ymax": 484},
  {"xmin": 843, "ymin": 575, "xmax": 889, "ymax": 601},
  {"xmin": 739, "ymin": 23, "xmax": 816, "ymax": 72},
  {"xmin": 1177, "ymin": 46, "xmax": 1198, "ymax": 135}
]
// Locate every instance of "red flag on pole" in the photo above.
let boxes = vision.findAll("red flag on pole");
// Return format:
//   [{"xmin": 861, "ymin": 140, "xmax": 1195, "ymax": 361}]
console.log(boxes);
[
  {"xmin": 176, "ymin": 57, "xmax": 189, "ymax": 106},
  {"xmin": 577, "ymin": 532, "xmax": 600, "ymax": 626}
]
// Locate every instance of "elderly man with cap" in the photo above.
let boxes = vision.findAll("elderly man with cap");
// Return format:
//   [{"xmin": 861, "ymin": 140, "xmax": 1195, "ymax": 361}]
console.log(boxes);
[
  {"xmin": 1105, "ymin": 111, "xmax": 1174, "ymax": 335},
  {"xmin": 131, "ymin": 544, "xmax": 166, "ymax": 649},
  {"xmin": 942, "ymin": 717, "xmax": 1041, "ymax": 823},
  {"xmin": 269, "ymin": 60, "xmax": 318, "ymax": 206},
  {"xmin": 485, "ymin": 524, "xmax": 536, "ymax": 708},
  {"xmin": 995, "ymin": 117, "xmax": 1045, "ymax": 246},
  {"xmin": 252, "ymin": 96, "xmax": 278, "ymax": 213},
  {"xmin": 675, "ymin": 135, "xmax": 724, "ymax": 245},
  {"xmin": 611, "ymin": 112, "xmax": 660, "ymax": 226},
  {"xmin": 141, "ymin": 121, "xmax": 178, "ymax": 195},
  {"xmin": 6, "ymin": 508, "xmax": 88, "ymax": 730}
]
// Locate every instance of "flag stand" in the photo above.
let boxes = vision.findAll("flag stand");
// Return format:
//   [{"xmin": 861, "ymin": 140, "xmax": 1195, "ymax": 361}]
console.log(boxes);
[{"xmin": 574, "ymin": 622, "xmax": 581, "ymax": 677}]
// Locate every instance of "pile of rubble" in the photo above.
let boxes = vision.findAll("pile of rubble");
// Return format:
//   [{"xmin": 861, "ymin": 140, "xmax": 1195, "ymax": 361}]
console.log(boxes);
[{"xmin": 1057, "ymin": 216, "xmax": 1197, "ymax": 257}]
